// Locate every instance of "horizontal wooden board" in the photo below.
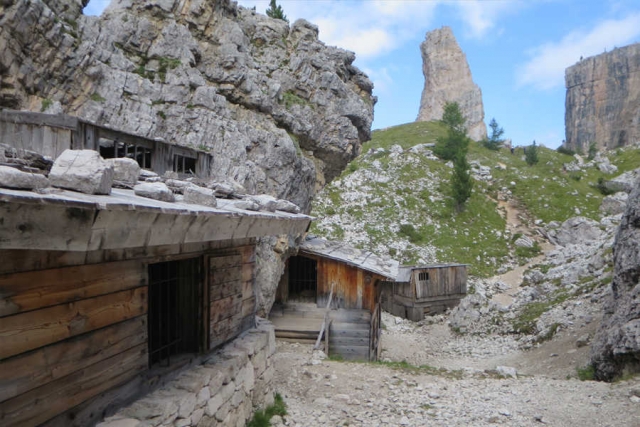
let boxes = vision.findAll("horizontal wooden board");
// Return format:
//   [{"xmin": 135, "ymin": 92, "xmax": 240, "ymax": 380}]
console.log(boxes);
[
  {"xmin": 0, "ymin": 287, "xmax": 147, "ymax": 360},
  {"xmin": 0, "ymin": 260, "xmax": 145, "ymax": 317},
  {"xmin": 210, "ymin": 266, "xmax": 242, "ymax": 285},
  {"xmin": 210, "ymin": 279, "xmax": 242, "ymax": 301},
  {"xmin": 209, "ymin": 315, "xmax": 241, "ymax": 350},
  {"xmin": 210, "ymin": 294, "xmax": 242, "ymax": 323},
  {"xmin": 209, "ymin": 254, "xmax": 242, "ymax": 270},
  {"xmin": 0, "ymin": 316, "xmax": 147, "ymax": 403},
  {"xmin": 0, "ymin": 343, "xmax": 147, "ymax": 427}
]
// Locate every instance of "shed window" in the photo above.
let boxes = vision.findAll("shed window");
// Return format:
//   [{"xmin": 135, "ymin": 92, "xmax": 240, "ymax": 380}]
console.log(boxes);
[
  {"xmin": 148, "ymin": 258, "xmax": 202, "ymax": 366},
  {"xmin": 173, "ymin": 154, "xmax": 197, "ymax": 174},
  {"xmin": 100, "ymin": 140, "xmax": 152, "ymax": 169},
  {"xmin": 418, "ymin": 272, "xmax": 430, "ymax": 282}
]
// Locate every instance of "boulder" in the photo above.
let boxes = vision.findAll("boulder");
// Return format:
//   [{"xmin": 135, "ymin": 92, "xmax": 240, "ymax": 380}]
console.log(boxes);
[
  {"xmin": 49, "ymin": 150, "xmax": 113, "ymax": 195},
  {"xmin": 106, "ymin": 158, "xmax": 140, "ymax": 187},
  {"xmin": 274, "ymin": 199, "xmax": 301, "ymax": 214},
  {"xmin": 183, "ymin": 185, "xmax": 217, "ymax": 208},
  {"xmin": 134, "ymin": 182, "xmax": 175, "ymax": 203},
  {"xmin": 591, "ymin": 181, "xmax": 640, "ymax": 380},
  {"xmin": 514, "ymin": 235, "xmax": 534, "ymax": 248},
  {"xmin": 249, "ymin": 195, "xmax": 278, "ymax": 212},
  {"xmin": 553, "ymin": 216, "xmax": 602, "ymax": 246},
  {"xmin": 600, "ymin": 192, "xmax": 628, "ymax": 216},
  {"xmin": 0, "ymin": 166, "xmax": 50, "ymax": 190}
]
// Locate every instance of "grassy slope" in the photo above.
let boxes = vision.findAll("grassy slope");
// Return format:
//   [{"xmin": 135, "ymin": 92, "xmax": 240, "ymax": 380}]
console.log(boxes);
[{"xmin": 311, "ymin": 121, "xmax": 640, "ymax": 278}]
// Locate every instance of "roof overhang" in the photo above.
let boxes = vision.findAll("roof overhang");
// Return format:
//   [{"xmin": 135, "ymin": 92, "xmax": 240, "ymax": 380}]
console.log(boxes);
[{"xmin": 0, "ymin": 188, "xmax": 312, "ymax": 252}]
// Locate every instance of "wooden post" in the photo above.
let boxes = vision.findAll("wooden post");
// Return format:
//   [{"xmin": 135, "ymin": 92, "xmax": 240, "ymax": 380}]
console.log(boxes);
[{"xmin": 314, "ymin": 281, "xmax": 335, "ymax": 350}]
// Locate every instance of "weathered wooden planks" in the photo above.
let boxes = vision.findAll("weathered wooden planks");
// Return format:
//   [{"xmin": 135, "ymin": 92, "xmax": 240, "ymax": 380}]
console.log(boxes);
[
  {"xmin": 0, "ymin": 287, "xmax": 147, "ymax": 360},
  {"xmin": 0, "ymin": 316, "xmax": 147, "ymax": 403},
  {"xmin": 0, "ymin": 260, "xmax": 145, "ymax": 317},
  {"xmin": 208, "ymin": 254, "xmax": 244, "ymax": 350},
  {"xmin": 0, "ymin": 344, "xmax": 147, "ymax": 427}
]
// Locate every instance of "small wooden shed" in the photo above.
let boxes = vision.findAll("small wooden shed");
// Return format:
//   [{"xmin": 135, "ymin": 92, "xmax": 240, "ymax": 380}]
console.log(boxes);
[
  {"xmin": 272, "ymin": 237, "xmax": 399, "ymax": 361},
  {"xmin": 381, "ymin": 264, "xmax": 468, "ymax": 321},
  {"xmin": 0, "ymin": 187, "xmax": 311, "ymax": 426}
]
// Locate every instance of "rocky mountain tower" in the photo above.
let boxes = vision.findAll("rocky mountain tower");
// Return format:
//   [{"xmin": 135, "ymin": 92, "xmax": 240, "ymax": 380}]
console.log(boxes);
[{"xmin": 416, "ymin": 26, "xmax": 486, "ymax": 141}]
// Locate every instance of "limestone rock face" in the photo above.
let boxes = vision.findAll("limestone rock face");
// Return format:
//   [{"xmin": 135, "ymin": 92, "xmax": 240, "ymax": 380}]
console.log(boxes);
[
  {"xmin": 0, "ymin": 0, "xmax": 375, "ymax": 212},
  {"xmin": 416, "ymin": 26, "xmax": 486, "ymax": 141},
  {"xmin": 591, "ymin": 180, "xmax": 640, "ymax": 380},
  {"xmin": 565, "ymin": 43, "xmax": 640, "ymax": 152}
]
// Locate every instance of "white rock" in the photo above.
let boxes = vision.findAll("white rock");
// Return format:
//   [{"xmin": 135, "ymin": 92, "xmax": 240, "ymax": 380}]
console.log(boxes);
[
  {"xmin": 134, "ymin": 182, "xmax": 175, "ymax": 202},
  {"xmin": 249, "ymin": 194, "xmax": 278, "ymax": 211},
  {"xmin": 496, "ymin": 366, "xmax": 518, "ymax": 378},
  {"xmin": 184, "ymin": 185, "xmax": 217, "ymax": 207},
  {"xmin": 106, "ymin": 158, "xmax": 140, "ymax": 186},
  {"xmin": 49, "ymin": 150, "xmax": 113, "ymax": 195},
  {"xmin": 0, "ymin": 166, "xmax": 49, "ymax": 190}
]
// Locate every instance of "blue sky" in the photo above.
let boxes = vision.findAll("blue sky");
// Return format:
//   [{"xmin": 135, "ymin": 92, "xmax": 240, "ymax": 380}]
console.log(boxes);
[{"xmin": 84, "ymin": 1, "xmax": 640, "ymax": 148}]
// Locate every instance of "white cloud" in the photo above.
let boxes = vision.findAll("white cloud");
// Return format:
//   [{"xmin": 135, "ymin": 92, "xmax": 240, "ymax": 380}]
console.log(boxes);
[
  {"xmin": 455, "ymin": 0, "xmax": 523, "ymax": 39},
  {"xmin": 518, "ymin": 13, "xmax": 640, "ymax": 90}
]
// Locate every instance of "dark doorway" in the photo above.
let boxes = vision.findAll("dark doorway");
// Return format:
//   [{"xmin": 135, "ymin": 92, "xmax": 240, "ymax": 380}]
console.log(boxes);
[
  {"xmin": 148, "ymin": 258, "xmax": 202, "ymax": 366},
  {"xmin": 288, "ymin": 256, "xmax": 317, "ymax": 302}
]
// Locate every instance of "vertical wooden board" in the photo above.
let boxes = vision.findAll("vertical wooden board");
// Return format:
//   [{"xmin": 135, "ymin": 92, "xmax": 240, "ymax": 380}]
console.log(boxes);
[
  {"xmin": 0, "ymin": 287, "xmax": 147, "ymax": 360},
  {"xmin": 18, "ymin": 124, "xmax": 33, "ymax": 153},
  {"xmin": 57, "ymin": 129, "xmax": 72, "ymax": 158},
  {"xmin": 238, "ymin": 245, "xmax": 255, "ymax": 264},
  {"xmin": 0, "ymin": 316, "xmax": 147, "ymax": 403},
  {"xmin": 242, "ymin": 296, "xmax": 255, "ymax": 317},
  {"xmin": 0, "ymin": 260, "xmax": 146, "ymax": 317},
  {"xmin": 0, "ymin": 344, "xmax": 147, "ymax": 427}
]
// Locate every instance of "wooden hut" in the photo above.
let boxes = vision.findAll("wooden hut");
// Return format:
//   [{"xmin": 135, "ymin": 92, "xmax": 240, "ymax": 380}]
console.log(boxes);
[
  {"xmin": 0, "ymin": 187, "xmax": 311, "ymax": 426},
  {"xmin": 0, "ymin": 110, "xmax": 211, "ymax": 177},
  {"xmin": 271, "ymin": 237, "xmax": 399, "ymax": 361},
  {"xmin": 381, "ymin": 264, "xmax": 468, "ymax": 321}
]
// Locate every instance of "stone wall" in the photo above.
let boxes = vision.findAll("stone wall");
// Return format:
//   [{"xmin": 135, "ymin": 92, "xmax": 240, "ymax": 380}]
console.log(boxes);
[
  {"xmin": 97, "ymin": 319, "xmax": 277, "ymax": 427},
  {"xmin": 565, "ymin": 43, "xmax": 640, "ymax": 152}
]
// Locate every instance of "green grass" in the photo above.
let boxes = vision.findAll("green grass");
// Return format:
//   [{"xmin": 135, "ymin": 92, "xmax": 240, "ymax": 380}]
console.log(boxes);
[
  {"xmin": 40, "ymin": 98, "xmax": 52, "ymax": 112},
  {"xmin": 576, "ymin": 365, "xmax": 596, "ymax": 381},
  {"xmin": 512, "ymin": 291, "xmax": 570, "ymax": 334},
  {"xmin": 246, "ymin": 393, "xmax": 287, "ymax": 427},
  {"xmin": 310, "ymin": 121, "xmax": 640, "ymax": 278},
  {"xmin": 90, "ymin": 93, "xmax": 106, "ymax": 102},
  {"xmin": 281, "ymin": 91, "xmax": 310, "ymax": 110}
]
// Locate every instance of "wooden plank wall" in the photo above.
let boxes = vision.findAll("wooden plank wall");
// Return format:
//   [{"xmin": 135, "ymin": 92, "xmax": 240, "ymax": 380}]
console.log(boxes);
[
  {"xmin": 208, "ymin": 245, "xmax": 256, "ymax": 350},
  {"xmin": 415, "ymin": 266, "xmax": 467, "ymax": 299},
  {"xmin": 0, "ymin": 261, "xmax": 148, "ymax": 427},
  {"xmin": 0, "ymin": 121, "xmax": 72, "ymax": 159},
  {"xmin": 313, "ymin": 256, "xmax": 377, "ymax": 312}
]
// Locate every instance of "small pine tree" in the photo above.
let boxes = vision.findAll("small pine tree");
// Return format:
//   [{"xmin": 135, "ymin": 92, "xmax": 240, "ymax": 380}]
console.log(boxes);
[
  {"xmin": 588, "ymin": 142, "xmax": 598, "ymax": 160},
  {"xmin": 525, "ymin": 141, "xmax": 539, "ymax": 166},
  {"xmin": 451, "ymin": 151, "xmax": 473, "ymax": 212},
  {"xmin": 266, "ymin": 0, "xmax": 288, "ymax": 22},
  {"xmin": 482, "ymin": 118, "xmax": 504, "ymax": 151},
  {"xmin": 434, "ymin": 101, "xmax": 468, "ymax": 161}
]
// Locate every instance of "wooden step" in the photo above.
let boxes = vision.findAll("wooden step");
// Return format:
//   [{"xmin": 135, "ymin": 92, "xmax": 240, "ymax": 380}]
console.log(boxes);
[
  {"xmin": 330, "ymin": 336, "xmax": 368, "ymax": 346},
  {"xmin": 329, "ymin": 328, "xmax": 369, "ymax": 338},
  {"xmin": 330, "ymin": 345, "xmax": 369, "ymax": 361}
]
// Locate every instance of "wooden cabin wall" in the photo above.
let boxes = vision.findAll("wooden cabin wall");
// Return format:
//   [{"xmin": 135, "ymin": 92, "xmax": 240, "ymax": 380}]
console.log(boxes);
[
  {"xmin": 312, "ymin": 256, "xmax": 377, "ymax": 312},
  {"xmin": 414, "ymin": 265, "xmax": 467, "ymax": 300},
  {"xmin": 0, "ymin": 260, "xmax": 149, "ymax": 427},
  {"xmin": 207, "ymin": 245, "xmax": 256, "ymax": 350},
  {"xmin": 0, "ymin": 238, "xmax": 258, "ymax": 427},
  {"xmin": 0, "ymin": 120, "xmax": 72, "ymax": 159}
]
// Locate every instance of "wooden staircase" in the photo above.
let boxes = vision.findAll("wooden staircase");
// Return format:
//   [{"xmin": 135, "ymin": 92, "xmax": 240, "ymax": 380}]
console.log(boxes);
[{"xmin": 271, "ymin": 303, "xmax": 372, "ymax": 361}]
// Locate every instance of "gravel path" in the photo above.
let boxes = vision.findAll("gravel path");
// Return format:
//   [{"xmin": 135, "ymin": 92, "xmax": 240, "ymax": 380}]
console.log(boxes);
[{"xmin": 271, "ymin": 324, "xmax": 640, "ymax": 427}]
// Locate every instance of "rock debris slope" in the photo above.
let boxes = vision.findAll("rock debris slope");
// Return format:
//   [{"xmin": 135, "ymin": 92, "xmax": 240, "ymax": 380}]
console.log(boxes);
[
  {"xmin": 565, "ymin": 43, "xmax": 640, "ymax": 152},
  {"xmin": 416, "ymin": 26, "xmax": 486, "ymax": 141}
]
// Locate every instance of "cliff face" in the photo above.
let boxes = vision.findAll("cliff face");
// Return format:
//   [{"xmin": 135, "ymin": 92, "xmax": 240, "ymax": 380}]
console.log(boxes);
[
  {"xmin": 565, "ymin": 43, "xmax": 640, "ymax": 153},
  {"xmin": 0, "ymin": 0, "xmax": 375, "ymax": 212},
  {"xmin": 0, "ymin": 0, "xmax": 375, "ymax": 316},
  {"xmin": 591, "ymin": 179, "xmax": 640, "ymax": 381},
  {"xmin": 416, "ymin": 26, "xmax": 486, "ymax": 141}
]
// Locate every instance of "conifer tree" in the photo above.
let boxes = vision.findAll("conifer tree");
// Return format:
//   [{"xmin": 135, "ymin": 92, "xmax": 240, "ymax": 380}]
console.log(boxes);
[
  {"xmin": 526, "ymin": 141, "xmax": 539, "ymax": 166},
  {"xmin": 434, "ymin": 101, "xmax": 468, "ymax": 161},
  {"xmin": 266, "ymin": 0, "xmax": 288, "ymax": 22},
  {"xmin": 451, "ymin": 150, "xmax": 473, "ymax": 212},
  {"xmin": 482, "ymin": 118, "xmax": 504, "ymax": 151}
]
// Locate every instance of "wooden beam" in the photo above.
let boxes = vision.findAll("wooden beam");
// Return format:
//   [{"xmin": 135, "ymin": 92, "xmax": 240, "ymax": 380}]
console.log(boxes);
[
  {"xmin": 0, "ymin": 287, "xmax": 147, "ymax": 360},
  {"xmin": 0, "ymin": 260, "xmax": 145, "ymax": 317},
  {"xmin": 0, "ymin": 344, "xmax": 147, "ymax": 427},
  {"xmin": 0, "ymin": 316, "xmax": 147, "ymax": 403}
]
